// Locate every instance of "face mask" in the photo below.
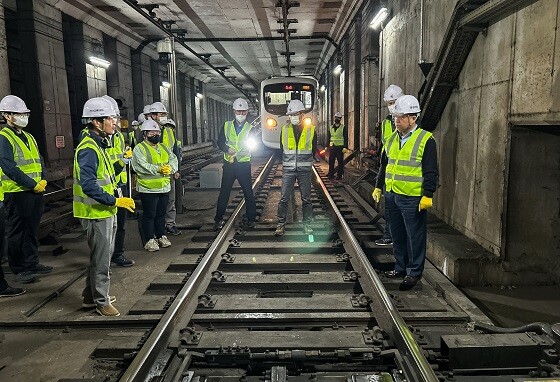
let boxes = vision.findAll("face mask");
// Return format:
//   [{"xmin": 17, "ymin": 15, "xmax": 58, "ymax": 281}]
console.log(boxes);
[
  {"xmin": 290, "ymin": 116, "xmax": 300, "ymax": 125},
  {"xmin": 334, "ymin": 119, "xmax": 341, "ymax": 125},
  {"xmin": 13, "ymin": 115, "xmax": 29, "ymax": 128},
  {"xmin": 388, "ymin": 105, "xmax": 395, "ymax": 114},
  {"xmin": 147, "ymin": 135, "xmax": 160, "ymax": 144},
  {"xmin": 235, "ymin": 114, "xmax": 247, "ymax": 123},
  {"xmin": 158, "ymin": 117, "xmax": 168, "ymax": 125}
]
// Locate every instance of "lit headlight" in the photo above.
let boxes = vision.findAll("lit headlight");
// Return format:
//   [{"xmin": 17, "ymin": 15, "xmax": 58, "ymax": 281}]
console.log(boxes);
[
  {"xmin": 304, "ymin": 117, "xmax": 312, "ymax": 125},
  {"xmin": 266, "ymin": 118, "xmax": 277, "ymax": 127},
  {"xmin": 246, "ymin": 137, "xmax": 258, "ymax": 151}
]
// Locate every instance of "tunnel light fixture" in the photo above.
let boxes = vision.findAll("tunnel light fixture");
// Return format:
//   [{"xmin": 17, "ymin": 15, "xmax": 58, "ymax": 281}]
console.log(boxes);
[
  {"xmin": 89, "ymin": 56, "xmax": 111, "ymax": 68},
  {"xmin": 333, "ymin": 64, "xmax": 342, "ymax": 75},
  {"xmin": 162, "ymin": 81, "xmax": 171, "ymax": 88},
  {"xmin": 196, "ymin": 92, "xmax": 204, "ymax": 99},
  {"xmin": 370, "ymin": 7, "xmax": 389, "ymax": 29},
  {"xmin": 320, "ymin": 85, "xmax": 326, "ymax": 92}
]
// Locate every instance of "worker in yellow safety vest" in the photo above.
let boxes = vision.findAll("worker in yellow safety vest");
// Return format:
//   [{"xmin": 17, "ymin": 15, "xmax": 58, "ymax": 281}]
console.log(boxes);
[
  {"xmin": 131, "ymin": 119, "xmax": 178, "ymax": 252},
  {"xmin": 213, "ymin": 98, "xmax": 258, "ymax": 231},
  {"xmin": 0, "ymin": 95, "xmax": 52, "ymax": 284},
  {"xmin": 372, "ymin": 95, "xmax": 438, "ymax": 291},
  {"xmin": 326, "ymin": 111, "xmax": 349, "ymax": 181},
  {"xmin": 74, "ymin": 97, "xmax": 136, "ymax": 316},
  {"xmin": 275, "ymin": 99, "xmax": 317, "ymax": 236}
]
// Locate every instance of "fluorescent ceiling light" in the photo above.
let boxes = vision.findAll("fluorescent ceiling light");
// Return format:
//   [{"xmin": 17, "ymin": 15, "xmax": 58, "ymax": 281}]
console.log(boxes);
[
  {"xmin": 196, "ymin": 93, "xmax": 204, "ymax": 99},
  {"xmin": 333, "ymin": 65, "xmax": 342, "ymax": 75},
  {"xmin": 370, "ymin": 7, "xmax": 389, "ymax": 29},
  {"xmin": 89, "ymin": 56, "xmax": 111, "ymax": 68},
  {"xmin": 162, "ymin": 81, "xmax": 171, "ymax": 88}
]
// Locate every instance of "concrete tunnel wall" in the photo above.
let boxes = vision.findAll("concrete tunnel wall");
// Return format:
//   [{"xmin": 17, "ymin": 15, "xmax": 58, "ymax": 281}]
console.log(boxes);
[{"xmin": 381, "ymin": 0, "xmax": 560, "ymax": 283}]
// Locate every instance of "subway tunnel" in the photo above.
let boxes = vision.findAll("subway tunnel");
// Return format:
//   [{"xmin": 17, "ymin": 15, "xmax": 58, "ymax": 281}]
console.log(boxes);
[{"xmin": 0, "ymin": 0, "xmax": 559, "ymax": 381}]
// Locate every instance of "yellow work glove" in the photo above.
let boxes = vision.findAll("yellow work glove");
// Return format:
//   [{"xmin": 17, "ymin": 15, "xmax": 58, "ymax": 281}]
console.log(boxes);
[
  {"xmin": 372, "ymin": 188, "xmax": 382, "ymax": 203},
  {"xmin": 123, "ymin": 148, "xmax": 133, "ymax": 159},
  {"xmin": 159, "ymin": 164, "xmax": 172, "ymax": 175},
  {"xmin": 115, "ymin": 197, "xmax": 135, "ymax": 213},
  {"xmin": 342, "ymin": 148, "xmax": 350, "ymax": 154},
  {"xmin": 33, "ymin": 179, "xmax": 47, "ymax": 193},
  {"xmin": 418, "ymin": 196, "xmax": 433, "ymax": 211}
]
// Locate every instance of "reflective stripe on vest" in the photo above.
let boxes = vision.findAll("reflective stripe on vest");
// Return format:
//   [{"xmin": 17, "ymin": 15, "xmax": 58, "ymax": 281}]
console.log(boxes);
[
  {"xmin": 329, "ymin": 124, "xmax": 345, "ymax": 146},
  {"xmin": 0, "ymin": 127, "xmax": 42, "ymax": 193},
  {"xmin": 381, "ymin": 118, "xmax": 394, "ymax": 147},
  {"xmin": 223, "ymin": 121, "xmax": 252, "ymax": 163},
  {"xmin": 73, "ymin": 136, "xmax": 118, "ymax": 219},
  {"xmin": 385, "ymin": 128, "xmax": 432, "ymax": 196},
  {"xmin": 162, "ymin": 127, "xmax": 176, "ymax": 152},
  {"xmin": 281, "ymin": 124, "xmax": 315, "ymax": 171},
  {"xmin": 136, "ymin": 141, "xmax": 171, "ymax": 189},
  {"xmin": 106, "ymin": 132, "xmax": 127, "ymax": 185}
]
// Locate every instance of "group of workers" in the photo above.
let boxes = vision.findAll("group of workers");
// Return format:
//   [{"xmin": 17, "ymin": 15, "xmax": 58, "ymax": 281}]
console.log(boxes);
[{"xmin": 0, "ymin": 93, "xmax": 182, "ymax": 317}]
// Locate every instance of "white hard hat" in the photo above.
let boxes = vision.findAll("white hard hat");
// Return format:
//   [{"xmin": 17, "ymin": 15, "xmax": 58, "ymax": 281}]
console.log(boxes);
[
  {"xmin": 163, "ymin": 118, "xmax": 176, "ymax": 127},
  {"xmin": 149, "ymin": 101, "xmax": 167, "ymax": 114},
  {"xmin": 131, "ymin": 120, "xmax": 139, "ymax": 126},
  {"xmin": 82, "ymin": 97, "xmax": 116, "ymax": 118},
  {"xmin": 334, "ymin": 112, "xmax": 342, "ymax": 118},
  {"xmin": 383, "ymin": 85, "xmax": 404, "ymax": 102},
  {"xmin": 101, "ymin": 95, "xmax": 120, "ymax": 116},
  {"xmin": 393, "ymin": 95, "xmax": 421, "ymax": 115},
  {"xmin": 286, "ymin": 100, "xmax": 305, "ymax": 115},
  {"xmin": 137, "ymin": 113, "xmax": 146, "ymax": 124},
  {"xmin": 140, "ymin": 119, "xmax": 161, "ymax": 132},
  {"xmin": 233, "ymin": 98, "xmax": 249, "ymax": 111},
  {"xmin": 143, "ymin": 104, "xmax": 151, "ymax": 115},
  {"xmin": 0, "ymin": 95, "xmax": 30, "ymax": 113}
]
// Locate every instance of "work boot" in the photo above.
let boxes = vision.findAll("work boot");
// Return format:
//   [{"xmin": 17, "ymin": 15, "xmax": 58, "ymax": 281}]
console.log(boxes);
[
  {"xmin": 375, "ymin": 238, "xmax": 393, "ymax": 246},
  {"xmin": 399, "ymin": 275, "xmax": 421, "ymax": 291},
  {"xmin": 157, "ymin": 235, "xmax": 172, "ymax": 248},
  {"xmin": 15, "ymin": 271, "xmax": 37, "ymax": 284},
  {"xmin": 144, "ymin": 238, "xmax": 160, "ymax": 252},
  {"xmin": 29, "ymin": 263, "xmax": 53, "ymax": 274},
  {"xmin": 96, "ymin": 303, "xmax": 120, "ymax": 317},
  {"xmin": 166, "ymin": 226, "xmax": 182, "ymax": 236},
  {"xmin": 82, "ymin": 296, "xmax": 116, "ymax": 309},
  {"xmin": 303, "ymin": 224, "xmax": 314, "ymax": 235},
  {"xmin": 111, "ymin": 255, "xmax": 135, "ymax": 267},
  {"xmin": 274, "ymin": 224, "xmax": 285, "ymax": 236},
  {"xmin": 214, "ymin": 220, "xmax": 225, "ymax": 231},
  {"xmin": 244, "ymin": 219, "xmax": 256, "ymax": 229},
  {"xmin": 0, "ymin": 286, "xmax": 26, "ymax": 297}
]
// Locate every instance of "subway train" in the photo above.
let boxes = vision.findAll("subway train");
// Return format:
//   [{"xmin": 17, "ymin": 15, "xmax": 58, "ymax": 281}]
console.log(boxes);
[{"xmin": 260, "ymin": 76, "xmax": 318, "ymax": 149}]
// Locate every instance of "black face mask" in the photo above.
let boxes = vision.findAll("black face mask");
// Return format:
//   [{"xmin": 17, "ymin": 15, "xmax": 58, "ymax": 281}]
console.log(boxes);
[
  {"xmin": 147, "ymin": 135, "xmax": 160, "ymax": 144},
  {"xmin": 334, "ymin": 119, "xmax": 341, "ymax": 125}
]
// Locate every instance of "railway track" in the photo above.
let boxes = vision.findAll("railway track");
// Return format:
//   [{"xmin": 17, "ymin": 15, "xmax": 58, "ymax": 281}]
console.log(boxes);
[{"xmin": 4, "ymin": 152, "xmax": 559, "ymax": 381}]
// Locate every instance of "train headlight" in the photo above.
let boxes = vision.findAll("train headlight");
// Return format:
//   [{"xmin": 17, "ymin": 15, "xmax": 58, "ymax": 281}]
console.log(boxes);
[
  {"xmin": 266, "ymin": 117, "xmax": 277, "ymax": 128},
  {"xmin": 246, "ymin": 137, "xmax": 258, "ymax": 151},
  {"xmin": 303, "ymin": 117, "xmax": 312, "ymax": 126}
]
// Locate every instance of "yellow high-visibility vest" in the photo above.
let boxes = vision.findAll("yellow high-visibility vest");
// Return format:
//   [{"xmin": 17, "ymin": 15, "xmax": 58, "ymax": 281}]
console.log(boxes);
[
  {"xmin": 385, "ymin": 128, "xmax": 432, "ymax": 196},
  {"xmin": 0, "ymin": 127, "xmax": 42, "ymax": 193},
  {"xmin": 281, "ymin": 124, "xmax": 315, "ymax": 171},
  {"xmin": 329, "ymin": 124, "xmax": 345, "ymax": 146},
  {"xmin": 136, "ymin": 141, "xmax": 171, "ymax": 190},
  {"xmin": 223, "ymin": 121, "xmax": 252, "ymax": 163},
  {"xmin": 106, "ymin": 132, "xmax": 127, "ymax": 185},
  {"xmin": 73, "ymin": 136, "xmax": 118, "ymax": 219}
]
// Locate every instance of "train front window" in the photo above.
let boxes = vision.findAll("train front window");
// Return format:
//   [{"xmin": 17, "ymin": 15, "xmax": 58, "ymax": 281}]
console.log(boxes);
[{"xmin": 263, "ymin": 83, "xmax": 315, "ymax": 115}]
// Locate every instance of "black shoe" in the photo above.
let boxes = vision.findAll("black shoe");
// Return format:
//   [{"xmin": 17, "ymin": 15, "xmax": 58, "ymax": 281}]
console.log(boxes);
[
  {"xmin": 0, "ymin": 285, "xmax": 26, "ymax": 297},
  {"xmin": 335, "ymin": 175, "xmax": 343, "ymax": 180},
  {"xmin": 245, "ymin": 220, "xmax": 256, "ymax": 229},
  {"xmin": 111, "ymin": 255, "xmax": 135, "ymax": 267},
  {"xmin": 214, "ymin": 220, "xmax": 225, "ymax": 231},
  {"xmin": 375, "ymin": 238, "xmax": 393, "ymax": 246},
  {"xmin": 15, "ymin": 271, "xmax": 37, "ymax": 284},
  {"xmin": 29, "ymin": 264, "xmax": 53, "ymax": 274},
  {"xmin": 384, "ymin": 270, "xmax": 405, "ymax": 278},
  {"xmin": 166, "ymin": 226, "xmax": 182, "ymax": 236},
  {"xmin": 399, "ymin": 275, "xmax": 420, "ymax": 291}
]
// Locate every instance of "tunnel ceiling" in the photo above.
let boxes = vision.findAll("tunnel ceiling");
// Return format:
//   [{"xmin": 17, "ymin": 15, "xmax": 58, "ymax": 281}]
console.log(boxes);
[{"xmin": 76, "ymin": 0, "xmax": 361, "ymax": 102}]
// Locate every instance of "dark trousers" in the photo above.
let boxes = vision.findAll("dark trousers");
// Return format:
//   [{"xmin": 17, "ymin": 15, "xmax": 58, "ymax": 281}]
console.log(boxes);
[
  {"xmin": 214, "ymin": 161, "xmax": 257, "ymax": 223},
  {"xmin": 327, "ymin": 146, "xmax": 344, "ymax": 178},
  {"xmin": 277, "ymin": 169, "xmax": 313, "ymax": 224},
  {"xmin": 385, "ymin": 192, "xmax": 426, "ymax": 277},
  {"xmin": 5, "ymin": 191, "xmax": 43, "ymax": 274},
  {"xmin": 140, "ymin": 192, "xmax": 169, "ymax": 240},
  {"xmin": 382, "ymin": 190, "xmax": 392, "ymax": 240},
  {"xmin": 112, "ymin": 185, "xmax": 127, "ymax": 259},
  {"xmin": 0, "ymin": 205, "xmax": 8, "ymax": 290}
]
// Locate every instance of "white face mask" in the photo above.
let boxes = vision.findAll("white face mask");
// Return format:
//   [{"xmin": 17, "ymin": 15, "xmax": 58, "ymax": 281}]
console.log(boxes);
[
  {"xmin": 388, "ymin": 105, "xmax": 395, "ymax": 114},
  {"xmin": 235, "ymin": 114, "xmax": 247, "ymax": 123},
  {"xmin": 290, "ymin": 116, "xmax": 300, "ymax": 125},
  {"xmin": 158, "ymin": 117, "xmax": 169, "ymax": 125},
  {"xmin": 13, "ymin": 115, "xmax": 29, "ymax": 128}
]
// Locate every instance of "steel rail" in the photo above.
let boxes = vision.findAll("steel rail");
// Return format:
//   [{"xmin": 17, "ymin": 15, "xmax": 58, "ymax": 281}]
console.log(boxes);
[
  {"xmin": 311, "ymin": 166, "xmax": 439, "ymax": 382},
  {"xmin": 119, "ymin": 155, "xmax": 276, "ymax": 382}
]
